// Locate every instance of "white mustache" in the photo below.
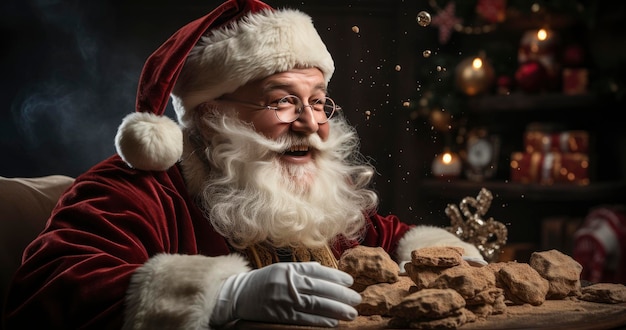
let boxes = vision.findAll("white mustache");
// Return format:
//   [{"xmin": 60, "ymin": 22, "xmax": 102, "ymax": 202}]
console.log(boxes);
[{"xmin": 265, "ymin": 133, "xmax": 325, "ymax": 155}]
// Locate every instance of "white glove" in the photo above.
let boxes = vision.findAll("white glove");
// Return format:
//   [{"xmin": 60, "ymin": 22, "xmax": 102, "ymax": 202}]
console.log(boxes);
[{"xmin": 211, "ymin": 262, "xmax": 362, "ymax": 327}]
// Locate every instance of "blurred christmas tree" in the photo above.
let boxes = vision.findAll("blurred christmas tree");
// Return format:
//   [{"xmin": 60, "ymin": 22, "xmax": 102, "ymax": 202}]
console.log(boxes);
[{"xmin": 410, "ymin": 0, "xmax": 623, "ymax": 125}]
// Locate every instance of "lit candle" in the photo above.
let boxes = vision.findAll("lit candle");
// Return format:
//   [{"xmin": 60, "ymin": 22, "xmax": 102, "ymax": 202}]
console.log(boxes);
[{"xmin": 432, "ymin": 150, "xmax": 462, "ymax": 179}]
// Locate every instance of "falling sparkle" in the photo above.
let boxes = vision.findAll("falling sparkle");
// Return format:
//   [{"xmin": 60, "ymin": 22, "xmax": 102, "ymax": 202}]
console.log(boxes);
[
  {"xmin": 352, "ymin": 26, "xmax": 360, "ymax": 33},
  {"xmin": 365, "ymin": 110, "xmax": 371, "ymax": 120},
  {"xmin": 423, "ymin": 50, "xmax": 432, "ymax": 58},
  {"xmin": 416, "ymin": 11, "xmax": 431, "ymax": 27},
  {"xmin": 395, "ymin": 65, "xmax": 402, "ymax": 71}
]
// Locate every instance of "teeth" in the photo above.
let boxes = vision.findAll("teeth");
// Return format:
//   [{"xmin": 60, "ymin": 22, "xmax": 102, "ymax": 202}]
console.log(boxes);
[{"xmin": 287, "ymin": 145, "xmax": 309, "ymax": 153}]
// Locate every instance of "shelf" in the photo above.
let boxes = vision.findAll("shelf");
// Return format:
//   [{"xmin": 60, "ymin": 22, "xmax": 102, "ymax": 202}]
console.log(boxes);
[
  {"xmin": 419, "ymin": 179, "xmax": 626, "ymax": 203},
  {"xmin": 466, "ymin": 93, "xmax": 598, "ymax": 114}
]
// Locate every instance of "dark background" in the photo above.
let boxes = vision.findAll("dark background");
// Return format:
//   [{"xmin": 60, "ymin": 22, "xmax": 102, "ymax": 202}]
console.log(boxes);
[{"xmin": 2, "ymin": 0, "xmax": 626, "ymax": 250}]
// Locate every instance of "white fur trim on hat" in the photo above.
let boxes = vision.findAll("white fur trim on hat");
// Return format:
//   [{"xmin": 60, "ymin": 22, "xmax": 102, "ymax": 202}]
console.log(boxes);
[
  {"xmin": 171, "ymin": 8, "xmax": 335, "ymax": 128},
  {"xmin": 115, "ymin": 112, "xmax": 183, "ymax": 171}
]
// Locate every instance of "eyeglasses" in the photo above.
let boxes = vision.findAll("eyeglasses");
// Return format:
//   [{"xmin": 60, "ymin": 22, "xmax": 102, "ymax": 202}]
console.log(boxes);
[{"xmin": 219, "ymin": 95, "xmax": 338, "ymax": 124}]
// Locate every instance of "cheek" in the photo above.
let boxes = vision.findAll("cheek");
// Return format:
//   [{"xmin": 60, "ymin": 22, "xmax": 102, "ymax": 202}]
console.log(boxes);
[
  {"xmin": 242, "ymin": 112, "xmax": 288, "ymax": 139},
  {"xmin": 254, "ymin": 122, "xmax": 290, "ymax": 139},
  {"xmin": 317, "ymin": 124, "xmax": 330, "ymax": 140}
]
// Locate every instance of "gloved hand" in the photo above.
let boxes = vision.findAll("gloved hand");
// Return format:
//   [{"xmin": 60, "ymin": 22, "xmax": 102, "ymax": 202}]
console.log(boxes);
[{"xmin": 211, "ymin": 262, "xmax": 362, "ymax": 327}]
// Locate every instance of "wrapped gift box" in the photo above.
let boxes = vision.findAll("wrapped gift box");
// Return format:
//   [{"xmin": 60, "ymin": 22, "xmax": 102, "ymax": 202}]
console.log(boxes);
[
  {"xmin": 510, "ymin": 151, "xmax": 589, "ymax": 185},
  {"xmin": 524, "ymin": 130, "xmax": 589, "ymax": 153},
  {"xmin": 562, "ymin": 68, "xmax": 588, "ymax": 95}
]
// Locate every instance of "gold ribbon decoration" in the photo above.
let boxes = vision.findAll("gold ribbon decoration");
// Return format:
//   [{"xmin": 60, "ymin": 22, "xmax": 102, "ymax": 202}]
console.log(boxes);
[{"xmin": 445, "ymin": 188, "xmax": 508, "ymax": 262}]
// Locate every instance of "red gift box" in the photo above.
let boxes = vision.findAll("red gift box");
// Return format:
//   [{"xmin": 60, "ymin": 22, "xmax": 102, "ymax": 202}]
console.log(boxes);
[
  {"xmin": 562, "ymin": 68, "xmax": 588, "ymax": 95},
  {"xmin": 524, "ymin": 130, "xmax": 589, "ymax": 154},
  {"xmin": 510, "ymin": 151, "xmax": 589, "ymax": 185}
]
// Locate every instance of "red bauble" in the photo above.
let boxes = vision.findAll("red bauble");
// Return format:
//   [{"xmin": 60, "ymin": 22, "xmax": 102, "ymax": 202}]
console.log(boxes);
[
  {"xmin": 515, "ymin": 61, "xmax": 548, "ymax": 93},
  {"xmin": 496, "ymin": 75, "xmax": 513, "ymax": 94}
]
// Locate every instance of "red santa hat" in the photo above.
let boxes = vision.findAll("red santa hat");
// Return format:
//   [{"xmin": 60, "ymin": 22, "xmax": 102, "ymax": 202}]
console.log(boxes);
[{"xmin": 115, "ymin": 0, "xmax": 335, "ymax": 171}]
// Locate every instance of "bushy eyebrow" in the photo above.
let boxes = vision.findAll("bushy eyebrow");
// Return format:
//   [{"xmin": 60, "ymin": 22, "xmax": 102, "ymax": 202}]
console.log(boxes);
[{"xmin": 262, "ymin": 82, "xmax": 328, "ymax": 95}]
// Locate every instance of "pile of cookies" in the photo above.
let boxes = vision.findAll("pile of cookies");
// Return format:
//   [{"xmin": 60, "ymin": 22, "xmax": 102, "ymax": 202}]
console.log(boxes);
[{"xmin": 338, "ymin": 245, "xmax": 626, "ymax": 329}]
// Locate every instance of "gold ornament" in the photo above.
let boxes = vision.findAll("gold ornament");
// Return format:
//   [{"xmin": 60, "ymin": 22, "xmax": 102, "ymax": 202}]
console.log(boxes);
[
  {"xmin": 455, "ymin": 54, "xmax": 495, "ymax": 96},
  {"xmin": 445, "ymin": 188, "xmax": 508, "ymax": 262},
  {"xmin": 428, "ymin": 108, "xmax": 453, "ymax": 132}
]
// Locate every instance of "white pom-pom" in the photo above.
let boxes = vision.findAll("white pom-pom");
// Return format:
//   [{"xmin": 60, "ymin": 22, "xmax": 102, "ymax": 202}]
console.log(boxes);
[{"xmin": 115, "ymin": 112, "xmax": 183, "ymax": 171}]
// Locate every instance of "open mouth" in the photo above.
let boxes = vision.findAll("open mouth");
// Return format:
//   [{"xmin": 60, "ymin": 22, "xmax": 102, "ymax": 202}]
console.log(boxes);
[{"xmin": 283, "ymin": 145, "xmax": 310, "ymax": 157}]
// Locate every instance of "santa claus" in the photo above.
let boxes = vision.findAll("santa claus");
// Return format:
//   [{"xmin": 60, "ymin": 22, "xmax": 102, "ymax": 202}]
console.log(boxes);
[{"xmin": 3, "ymin": 0, "xmax": 484, "ymax": 329}]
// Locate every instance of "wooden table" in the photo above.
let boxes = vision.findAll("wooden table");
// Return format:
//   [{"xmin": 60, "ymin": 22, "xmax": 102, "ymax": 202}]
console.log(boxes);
[{"xmin": 228, "ymin": 300, "xmax": 626, "ymax": 330}]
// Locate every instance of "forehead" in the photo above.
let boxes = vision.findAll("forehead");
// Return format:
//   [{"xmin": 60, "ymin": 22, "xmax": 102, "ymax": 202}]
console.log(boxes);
[
  {"xmin": 223, "ymin": 67, "xmax": 327, "ymax": 101},
  {"xmin": 254, "ymin": 68, "xmax": 327, "ymax": 92}
]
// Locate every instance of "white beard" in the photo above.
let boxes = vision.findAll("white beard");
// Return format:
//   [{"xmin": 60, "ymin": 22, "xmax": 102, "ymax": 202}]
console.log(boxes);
[{"xmin": 189, "ymin": 111, "xmax": 379, "ymax": 250}]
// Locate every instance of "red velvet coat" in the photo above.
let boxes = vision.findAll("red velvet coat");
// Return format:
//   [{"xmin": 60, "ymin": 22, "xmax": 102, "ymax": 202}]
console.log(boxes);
[{"xmin": 3, "ymin": 155, "xmax": 412, "ymax": 329}]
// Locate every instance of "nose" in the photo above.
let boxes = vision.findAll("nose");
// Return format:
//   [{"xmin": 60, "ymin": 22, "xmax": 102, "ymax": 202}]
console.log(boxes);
[{"xmin": 290, "ymin": 104, "xmax": 319, "ymax": 134}]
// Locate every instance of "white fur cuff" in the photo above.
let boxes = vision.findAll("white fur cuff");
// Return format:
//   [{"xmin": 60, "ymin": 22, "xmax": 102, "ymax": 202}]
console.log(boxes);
[
  {"xmin": 122, "ymin": 253, "xmax": 250, "ymax": 330},
  {"xmin": 395, "ymin": 225, "xmax": 485, "ymax": 263}
]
